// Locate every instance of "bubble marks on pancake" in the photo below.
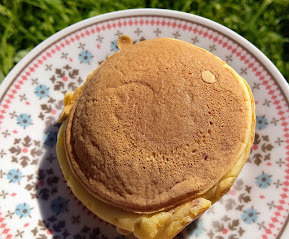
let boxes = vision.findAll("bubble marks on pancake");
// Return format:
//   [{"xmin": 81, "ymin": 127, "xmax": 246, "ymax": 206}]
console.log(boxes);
[{"xmin": 63, "ymin": 37, "xmax": 254, "ymax": 213}]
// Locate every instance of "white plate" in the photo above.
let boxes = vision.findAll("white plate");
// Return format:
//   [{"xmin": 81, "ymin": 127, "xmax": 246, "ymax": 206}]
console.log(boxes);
[{"xmin": 0, "ymin": 9, "xmax": 288, "ymax": 239}]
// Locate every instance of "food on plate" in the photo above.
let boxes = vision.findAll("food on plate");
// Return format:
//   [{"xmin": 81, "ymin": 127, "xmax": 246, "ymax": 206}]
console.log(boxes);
[{"xmin": 57, "ymin": 36, "xmax": 255, "ymax": 239}]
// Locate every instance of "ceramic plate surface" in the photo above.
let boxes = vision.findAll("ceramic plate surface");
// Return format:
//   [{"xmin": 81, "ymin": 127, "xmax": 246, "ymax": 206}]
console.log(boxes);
[{"xmin": 0, "ymin": 9, "xmax": 289, "ymax": 239}]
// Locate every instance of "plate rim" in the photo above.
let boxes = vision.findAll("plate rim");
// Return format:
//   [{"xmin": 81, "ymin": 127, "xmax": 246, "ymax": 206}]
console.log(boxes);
[
  {"xmin": 0, "ymin": 8, "xmax": 288, "ymax": 239},
  {"xmin": 0, "ymin": 8, "xmax": 288, "ymax": 99}
]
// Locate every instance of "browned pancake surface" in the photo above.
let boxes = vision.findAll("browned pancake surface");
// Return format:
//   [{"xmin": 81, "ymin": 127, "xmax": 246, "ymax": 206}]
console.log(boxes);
[{"xmin": 65, "ymin": 38, "xmax": 251, "ymax": 212}]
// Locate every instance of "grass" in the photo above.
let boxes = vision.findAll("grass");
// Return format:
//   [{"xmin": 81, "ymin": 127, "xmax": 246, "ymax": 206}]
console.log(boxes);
[{"xmin": 0, "ymin": 0, "xmax": 288, "ymax": 82}]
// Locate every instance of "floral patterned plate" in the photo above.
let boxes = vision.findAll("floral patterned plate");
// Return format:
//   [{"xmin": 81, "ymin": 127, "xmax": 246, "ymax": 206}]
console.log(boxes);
[{"xmin": 0, "ymin": 9, "xmax": 289, "ymax": 239}]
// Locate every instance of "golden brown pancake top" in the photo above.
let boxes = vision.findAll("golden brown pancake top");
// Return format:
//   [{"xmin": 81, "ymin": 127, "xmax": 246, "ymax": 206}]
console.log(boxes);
[{"xmin": 65, "ymin": 38, "xmax": 252, "ymax": 213}]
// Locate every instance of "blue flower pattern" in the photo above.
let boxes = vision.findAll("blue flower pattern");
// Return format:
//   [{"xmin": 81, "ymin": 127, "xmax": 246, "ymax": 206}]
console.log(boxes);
[
  {"xmin": 189, "ymin": 220, "xmax": 204, "ymax": 237},
  {"xmin": 79, "ymin": 50, "xmax": 93, "ymax": 64},
  {"xmin": 256, "ymin": 115, "xmax": 268, "ymax": 130},
  {"xmin": 7, "ymin": 169, "xmax": 22, "ymax": 183},
  {"xmin": 51, "ymin": 196, "xmax": 69, "ymax": 215},
  {"xmin": 17, "ymin": 113, "xmax": 32, "ymax": 128},
  {"xmin": 110, "ymin": 39, "xmax": 119, "ymax": 52},
  {"xmin": 256, "ymin": 172, "xmax": 272, "ymax": 188},
  {"xmin": 44, "ymin": 131, "xmax": 58, "ymax": 147},
  {"xmin": 242, "ymin": 208, "xmax": 259, "ymax": 224},
  {"xmin": 15, "ymin": 203, "xmax": 32, "ymax": 218},
  {"xmin": 35, "ymin": 84, "xmax": 49, "ymax": 99}
]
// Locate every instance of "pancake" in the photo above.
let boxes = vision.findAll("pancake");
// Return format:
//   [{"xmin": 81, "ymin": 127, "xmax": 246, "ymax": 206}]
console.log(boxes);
[{"xmin": 57, "ymin": 36, "xmax": 255, "ymax": 238}]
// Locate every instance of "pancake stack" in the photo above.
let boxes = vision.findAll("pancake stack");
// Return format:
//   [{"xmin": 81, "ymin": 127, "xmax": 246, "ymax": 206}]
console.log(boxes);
[{"xmin": 57, "ymin": 36, "xmax": 255, "ymax": 239}]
